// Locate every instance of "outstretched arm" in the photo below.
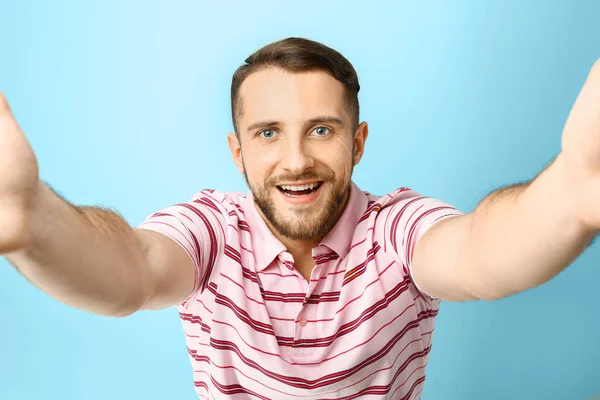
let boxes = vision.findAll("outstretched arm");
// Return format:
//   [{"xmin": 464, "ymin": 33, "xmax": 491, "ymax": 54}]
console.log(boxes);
[
  {"xmin": 412, "ymin": 61, "xmax": 600, "ymax": 301},
  {"xmin": 0, "ymin": 94, "xmax": 195, "ymax": 316}
]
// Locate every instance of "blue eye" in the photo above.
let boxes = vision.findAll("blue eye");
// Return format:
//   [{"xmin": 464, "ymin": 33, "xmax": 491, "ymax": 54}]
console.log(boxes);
[
  {"xmin": 259, "ymin": 129, "xmax": 277, "ymax": 139},
  {"xmin": 312, "ymin": 126, "xmax": 330, "ymax": 136}
]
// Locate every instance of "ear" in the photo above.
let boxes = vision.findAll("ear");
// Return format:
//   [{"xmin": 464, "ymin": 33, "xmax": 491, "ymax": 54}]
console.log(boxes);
[
  {"xmin": 227, "ymin": 132, "xmax": 245, "ymax": 174},
  {"xmin": 352, "ymin": 121, "xmax": 369, "ymax": 166}
]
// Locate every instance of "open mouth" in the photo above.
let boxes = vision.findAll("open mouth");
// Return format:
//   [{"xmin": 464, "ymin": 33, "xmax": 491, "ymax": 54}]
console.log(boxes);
[{"xmin": 277, "ymin": 182, "xmax": 323, "ymax": 197}]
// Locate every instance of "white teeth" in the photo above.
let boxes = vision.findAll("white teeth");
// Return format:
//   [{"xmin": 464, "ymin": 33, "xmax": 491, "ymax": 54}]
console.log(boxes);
[{"xmin": 280, "ymin": 182, "xmax": 319, "ymax": 192}]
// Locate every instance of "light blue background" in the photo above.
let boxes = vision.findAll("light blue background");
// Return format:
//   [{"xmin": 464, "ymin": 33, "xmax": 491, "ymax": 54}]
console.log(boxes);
[{"xmin": 1, "ymin": 1, "xmax": 599, "ymax": 399}]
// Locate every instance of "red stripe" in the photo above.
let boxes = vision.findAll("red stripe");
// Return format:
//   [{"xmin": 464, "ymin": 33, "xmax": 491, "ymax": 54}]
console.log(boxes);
[
  {"xmin": 343, "ymin": 242, "xmax": 381, "ymax": 286},
  {"xmin": 180, "ymin": 312, "xmax": 211, "ymax": 333},
  {"xmin": 194, "ymin": 298, "xmax": 213, "ymax": 314},
  {"xmin": 220, "ymin": 274, "xmax": 265, "ymax": 306},
  {"xmin": 224, "ymin": 244, "xmax": 242, "ymax": 264},
  {"xmin": 179, "ymin": 203, "xmax": 220, "ymax": 292},
  {"xmin": 358, "ymin": 202, "xmax": 382, "ymax": 223},
  {"xmin": 238, "ymin": 220, "xmax": 251, "ymax": 232},
  {"xmin": 314, "ymin": 252, "xmax": 340, "ymax": 264},
  {"xmin": 404, "ymin": 205, "xmax": 456, "ymax": 264},
  {"xmin": 141, "ymin": 220, "xmax": 196, "ymax": 255},
  {"xmin": 258, "ymin": 270, "xmax": 297, "ymax": 278},
  {"xmin": 193, "ymin": 197, "xmax": 221, "ymax": 214},
  {"xmin": 389, "ymin": 196, "xmax": 425, "ymax": 255},
  {"xmin": 239, "ymin": 265, "xmax": 260, "ymax": 283},
  {"xmin": 210, "ymin": 376, "xmax": 271, "ymax": 400},
  {"xmin": 258, "ymin": 290, "xmax": 340, "ymax": 304},
  {"xmin": 232, "ymin": 202, "xmax": 245, "ymax": 215}
]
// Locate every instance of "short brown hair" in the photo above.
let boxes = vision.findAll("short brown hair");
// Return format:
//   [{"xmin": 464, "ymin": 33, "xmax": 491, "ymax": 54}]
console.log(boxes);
[{"xmin": 231, "ymin": 37, "xmax": 360, "ymax": 134}]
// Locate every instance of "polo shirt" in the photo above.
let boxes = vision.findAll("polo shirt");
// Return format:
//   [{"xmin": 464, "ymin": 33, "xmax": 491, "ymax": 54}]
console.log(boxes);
[{"xmin": 138, "ymin": 181, "xmax": 462, "ymax": 399}]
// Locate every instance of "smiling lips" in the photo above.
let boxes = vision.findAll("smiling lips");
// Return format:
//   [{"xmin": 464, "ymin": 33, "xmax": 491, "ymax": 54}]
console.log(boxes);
[{"xmin": 277, "ymin": 182, "xmax": 323, "ymax": 196}]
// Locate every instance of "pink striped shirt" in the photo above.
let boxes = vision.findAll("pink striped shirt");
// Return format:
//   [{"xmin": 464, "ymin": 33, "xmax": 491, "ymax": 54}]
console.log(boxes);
[{"xmin": 138, "ymin": 182, "xmax": 462, "ymax": 399}]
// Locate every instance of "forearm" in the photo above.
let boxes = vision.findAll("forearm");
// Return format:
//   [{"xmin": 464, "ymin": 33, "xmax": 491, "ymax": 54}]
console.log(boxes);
[
  {"xmin": 461, "ymin": 154, "xmax": 597, "ymax": 300},
  {"xmin": 6, "ymin": 181, "xmax": 150, "ymax": 316}
]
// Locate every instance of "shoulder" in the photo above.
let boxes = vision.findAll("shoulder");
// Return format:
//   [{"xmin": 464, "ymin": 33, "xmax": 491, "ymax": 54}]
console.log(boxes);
[
  {"xmin": 362, "ymin": 187, "xmax": 424, "ymax": 217},
  {"xmin": 188, "ymin": 189, "xmax": 248, "ymax": 217},
  {"xmin": 369, "ymin": 186, "xmax": 462, "ymax": 244},
  {"xmin": 372, "ymin": 187, "xmax": 421, "ymax": 205}
]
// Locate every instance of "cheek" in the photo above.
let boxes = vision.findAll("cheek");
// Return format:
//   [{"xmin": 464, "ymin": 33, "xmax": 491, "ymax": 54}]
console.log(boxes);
[
  {"xmin": 242, "ymin": 147, "xmax": 278, "ymax": 181},
  {"xmin": 327, "ymin": 142, "xmax": 354, "ymax": 175},
  {"xmin": 244, "ymin": 141, "xmax": 281, "ymax": 164}
]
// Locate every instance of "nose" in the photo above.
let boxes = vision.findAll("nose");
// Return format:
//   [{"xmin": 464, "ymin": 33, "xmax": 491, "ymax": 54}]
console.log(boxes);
[{"xmin": 280, "ymin": 136, "xmax": 315, "ymax": 175}]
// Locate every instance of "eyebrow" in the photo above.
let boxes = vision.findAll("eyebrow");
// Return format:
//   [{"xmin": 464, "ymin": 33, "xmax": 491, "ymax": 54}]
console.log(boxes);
[
  {"xmin": 246, "ymin": 120, "xmax": 281, "ymax": 133},
  {"xmin": 246, "ymin": 116, "xmax": 345, "ymax": 134},
  {"xmin": 308, "ymin": 116, "xmax": 345, "ymax": 127}
]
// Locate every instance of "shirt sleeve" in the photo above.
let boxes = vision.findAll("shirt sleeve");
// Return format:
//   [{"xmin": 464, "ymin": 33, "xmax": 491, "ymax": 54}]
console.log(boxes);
[
  {"xmin": 136, "ymin": 190, "xmax": 227, "ymax": 304},
  {"xmin": 378, "ymin": 188, "xmax": 464, "ymax": 300}
]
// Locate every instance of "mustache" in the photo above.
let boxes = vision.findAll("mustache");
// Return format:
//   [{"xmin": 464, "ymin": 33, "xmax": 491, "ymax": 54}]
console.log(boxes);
[{"xmin": 267, "ymin": 170, "xmax": 335, "ymax": 186}]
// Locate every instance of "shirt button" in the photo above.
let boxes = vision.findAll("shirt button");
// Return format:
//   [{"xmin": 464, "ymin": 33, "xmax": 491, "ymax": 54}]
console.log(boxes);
[{"xmin": 298, "ymin": 315, "xmax": 308, "ymax": 327}]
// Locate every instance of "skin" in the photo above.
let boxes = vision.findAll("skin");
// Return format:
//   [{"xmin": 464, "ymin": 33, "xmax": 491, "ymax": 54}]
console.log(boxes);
[{"xmin": 227, "ymin": 68, "xmax": 368, "ymax": 279}]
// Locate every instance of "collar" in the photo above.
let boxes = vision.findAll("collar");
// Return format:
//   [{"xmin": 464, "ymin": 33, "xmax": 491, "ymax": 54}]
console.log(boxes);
[{"xmin": 319, "ymin": 181, "xmax": 368, "ymax": 259}]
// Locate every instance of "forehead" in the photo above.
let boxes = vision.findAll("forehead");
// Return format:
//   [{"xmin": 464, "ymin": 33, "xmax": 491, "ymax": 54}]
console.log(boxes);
[{"xmin": 238, "ymin": 68, "xmax": 348, "ymax": 128}]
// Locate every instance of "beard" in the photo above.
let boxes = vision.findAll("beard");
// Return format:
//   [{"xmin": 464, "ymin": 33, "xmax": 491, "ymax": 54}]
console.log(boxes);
[{"xmin": 243, "ymin": 167, "xmax": 351, "ymax": 241}]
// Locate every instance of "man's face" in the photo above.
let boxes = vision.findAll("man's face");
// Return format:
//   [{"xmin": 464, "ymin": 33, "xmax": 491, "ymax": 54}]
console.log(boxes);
[{"xmin": 228, "ymin": 68, "xmax": 368, "ymax": 241}]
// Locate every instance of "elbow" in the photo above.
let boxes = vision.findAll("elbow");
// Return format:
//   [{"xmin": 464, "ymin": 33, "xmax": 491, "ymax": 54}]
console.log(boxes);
[
  {"xmin": 112, "ymin": 284, "xmax": 150, "ymax": 318},
  {"xmin": 462, "ymin": 272, "xmax": 516, "ymax": 301},
  {"xmin": 89, "ymin": 296, "xmax": 144, "ymax": 318},
  {"xmin": 474, "ymin": 291, "xmax": 508, "ymax": 302},
  {"xmin": 106, "ymin": 301, "xmax": 141, "ymax": 318},
  {"xmin": 106, "ymin": 255, "xmax": 155, "ymax": 318},
  {"xmin": 90, "ymin": 283, "xmax": 148, "ymax": 318},
  {"xmin": 464, "ymin": 277, "xmax": 529, "ymax": 301}
]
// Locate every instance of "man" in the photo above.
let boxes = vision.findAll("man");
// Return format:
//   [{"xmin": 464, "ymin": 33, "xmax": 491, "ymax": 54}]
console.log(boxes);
[{"xmin": 0, "ymin": 37, "xmax": 598, "ymax": 399}]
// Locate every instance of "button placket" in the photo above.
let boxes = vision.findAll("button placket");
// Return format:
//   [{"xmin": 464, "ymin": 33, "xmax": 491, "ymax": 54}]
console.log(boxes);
[
  {"xmin": 297, "ymin": 314, "xmax": 308, "ymax": 327},
  {"xmin": 292, "ymin": 310, "xmax": 316, "ymax": 356}
]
